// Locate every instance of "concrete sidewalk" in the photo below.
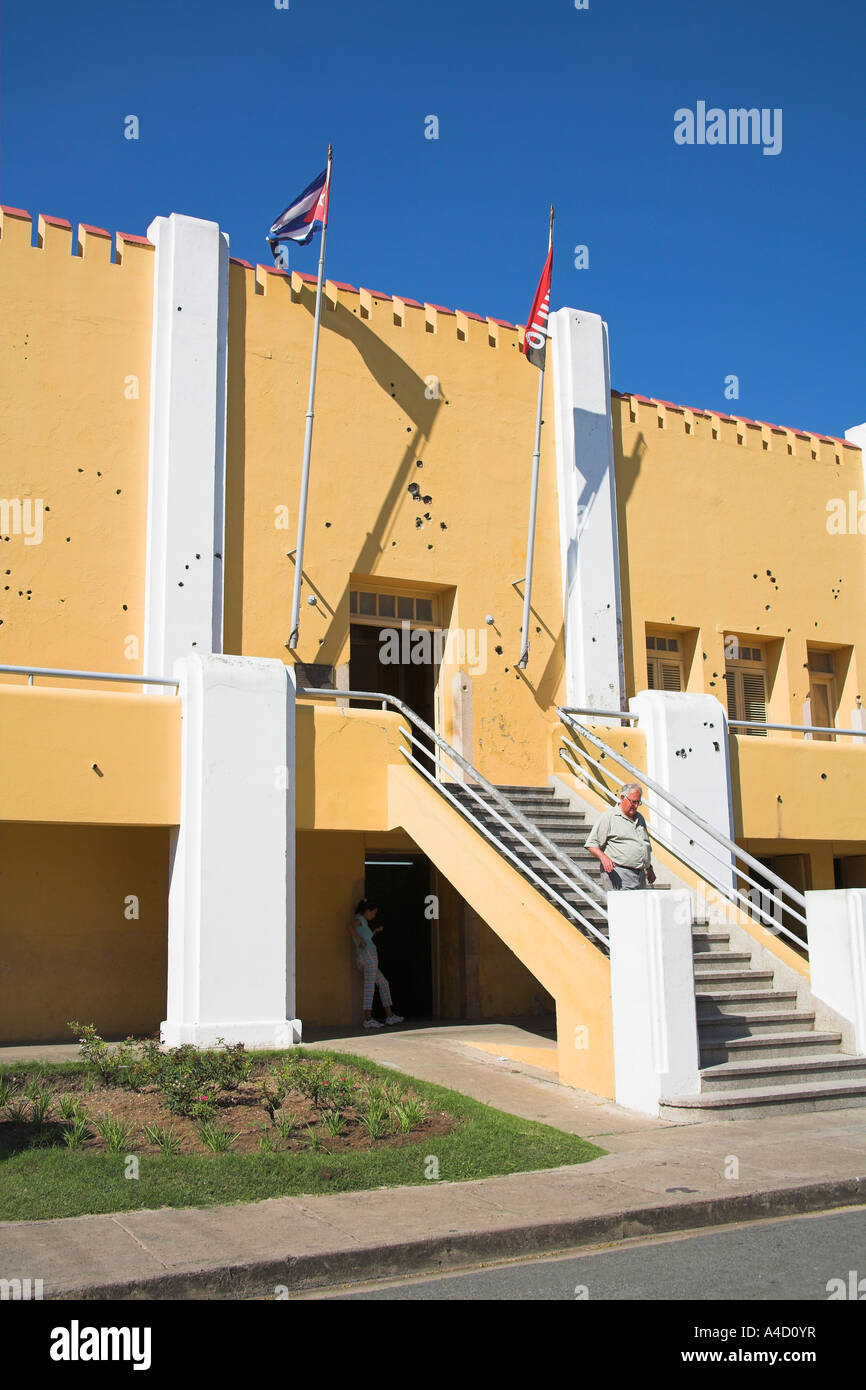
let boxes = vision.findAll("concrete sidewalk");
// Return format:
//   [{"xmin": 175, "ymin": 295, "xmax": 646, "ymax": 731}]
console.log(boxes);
[{"xmin": 2, "ymin": 1022, "xmax": 865, "ymax": 1299}]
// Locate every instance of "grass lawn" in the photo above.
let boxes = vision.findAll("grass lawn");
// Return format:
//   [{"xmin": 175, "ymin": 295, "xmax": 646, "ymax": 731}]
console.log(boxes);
[{"xmin": 0, "ymin": 1048, "xmax": 605, "ymax": 1222}]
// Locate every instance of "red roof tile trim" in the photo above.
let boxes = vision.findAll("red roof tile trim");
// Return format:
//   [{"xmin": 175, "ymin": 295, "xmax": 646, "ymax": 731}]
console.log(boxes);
[
  {"xmin": 79, "ymin": 224, "xmax": 110, "ymax": 237},
  {"xmin": 426, "ymin": 303, "xmax": 456, "ymax": 315},
  {"xmin": 0, "ymin": 205, "xmax": 30, "ymax": 218},
  {"xmin": 117, "ymin": 232, "xmax": 153, "ymax": 247}
]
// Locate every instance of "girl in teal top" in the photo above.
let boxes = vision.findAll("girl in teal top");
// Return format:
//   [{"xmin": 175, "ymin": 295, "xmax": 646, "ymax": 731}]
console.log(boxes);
[{"xmin": 348, "ymin": 899, "xmax": 404, "ymax": 1030}]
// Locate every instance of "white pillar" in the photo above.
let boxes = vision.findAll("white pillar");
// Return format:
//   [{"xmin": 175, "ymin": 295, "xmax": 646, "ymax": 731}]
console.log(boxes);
[
  {"xmin": 144, "ymin": 214, "xmax": 229, "ymax": 682},
  {"xmin": 806, "ymin": 890, "xmax": 866, "ymax": 1053},
  {"xmin": 162, "ymin": 654, "xmax": 300, "ymax": 1048},
  {"xmin": 609, "ymin": 889, "xmax": 700, "ymax": 1115},
  {"xmin": 550, "ymin": 307, "xmax": 624, "ymax": 716},
  {"xmin": 629, "ymin": 690, "xmax": 735, "ymax": 895}
]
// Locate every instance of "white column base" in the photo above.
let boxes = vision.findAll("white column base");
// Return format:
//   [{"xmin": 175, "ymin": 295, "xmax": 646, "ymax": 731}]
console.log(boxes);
[
  {"xmin": 610, "ymin": 889, "xmax": 700, "ymax": 1115},
  {"xmin": 806, "ymin": 889, "xmax": 866, "ymax": 1053},
  {"xmin": 161, "ymin": 1019, "xmax": 302, "ymax": 1049}
]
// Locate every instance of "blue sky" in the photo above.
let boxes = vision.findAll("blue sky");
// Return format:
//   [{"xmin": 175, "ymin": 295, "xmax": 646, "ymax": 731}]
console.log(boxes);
[{"xmin": 2, "ymin": 0, "xmax": 864, "ymax": 437}]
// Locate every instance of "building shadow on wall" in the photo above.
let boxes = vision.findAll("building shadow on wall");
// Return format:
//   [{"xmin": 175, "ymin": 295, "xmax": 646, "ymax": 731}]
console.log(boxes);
[
  {"xmin": 223, "ymin": 266, "xmax": 248, "ymax": 654},
  {"xmin": 285, "ymin": 284, "xmax": 442, "ymax": 669},
  {"xmin": 610, "ymin": 409, "xmax": 647, "ymax": 699}
]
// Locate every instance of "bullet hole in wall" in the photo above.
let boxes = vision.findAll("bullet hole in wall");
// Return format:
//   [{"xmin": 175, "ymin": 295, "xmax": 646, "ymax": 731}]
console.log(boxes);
[
  {"xmin": 408, "ymin": 483, "xmax": 421, "ymax": 499},
  {"xmin": 415, "ymin": 518, "xmax": 423, "ymax": 529},
  {"xmin": 427, "ymin": 544, "xmax": 433, "ymax": 550},
  {"xmin": 416, "ymin": 460, "xmax": 423, "ymax": 468},
  {"xmin": 122, "ymin": 604, "xmax": 127, "ymax": 611},
  {"xmin": 325, "ymin": 522, "xmax": 331, "ymax": 528},
  {"xmin": 422, "ymin": 495, "xmax": 432, "ymax": 505},
  {"xmin": 440, "ymin": 522, "xmax": 447, "ymax": 530},
  {"xmin": 495, "ymin": 646, "xmax": 503, "ymax": 655},
  {"xmin": 423, "ymin": 512, "xmax": 431, "ymax": 520},
  {"xmin": 821, "ymin": 773, "xmax": 828, "ymax": 780}
]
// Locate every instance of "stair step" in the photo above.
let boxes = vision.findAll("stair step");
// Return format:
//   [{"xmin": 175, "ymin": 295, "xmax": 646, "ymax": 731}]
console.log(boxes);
[
  {"xmin": 691, "ymin": 952, "xmax": 753, "ymax": 969},
  {"xmin": 693, "ymin": 970, "xmax": 776, "ymax": 993},
  {"xmin": 493, "ymin": 785, "xmax": 556, "ymax": 797},
  {"xmin": 699, "ymin": 1054, "xmax": 866, "ymax": 1092},
  {"xmin": 692, "ymin": 933, "xmax": 732, "ymax": 952},
  {"xmin": 696, "ymin": 990, "xmax": 797, "ymax": 1016},
  {"xmin": 697, "ymin": 1010, "xmax": 817, "ymax": 1037},
  {"xmin": 700, "ymin": 1031, "xmax": 844, "ymax": 1064},
  {"xmin": 660, "ymin": 1077, "xmax": 866, "ymax": 1121}
]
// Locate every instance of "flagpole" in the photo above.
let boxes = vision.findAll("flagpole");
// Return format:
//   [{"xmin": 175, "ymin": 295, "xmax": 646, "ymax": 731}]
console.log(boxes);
[
  {"xmin": 289, "ymin": 144, "xmax": 333, "ymax": 650},
  {"xmin": 518, "ymin": 204, "xmax": 554, "ymax": 670}
]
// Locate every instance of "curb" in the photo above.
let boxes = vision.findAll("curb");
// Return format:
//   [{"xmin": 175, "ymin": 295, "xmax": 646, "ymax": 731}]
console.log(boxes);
[{"xmin": 49, "ymin": 1175, "xmax": 866, "ymax": 1300}]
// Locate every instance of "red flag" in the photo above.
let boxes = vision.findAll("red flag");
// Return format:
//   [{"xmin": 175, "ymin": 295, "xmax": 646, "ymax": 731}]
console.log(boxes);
[{"xmin": 522, "ymin": 245, "xmax": 552, "ymax": 369}]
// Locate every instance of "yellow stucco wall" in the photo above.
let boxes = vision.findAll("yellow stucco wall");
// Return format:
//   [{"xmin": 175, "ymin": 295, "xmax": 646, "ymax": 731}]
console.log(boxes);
[
  {"xmin": 0, "ymin": 823, "xmax": 169, "ymax": 1043},
  {"xmin": 613, "ymin": 394, "xmax": 864, "ymax": 729},
  {"xmin": 0, "ymin": 208, "xmax": 154, "ymax": 679},
  {"xmin": 0, "ymin": 686, "xmax": 180, "ymax": 825},
  {"xmin": 225, "ymin": 264, "xmax": 565, "ymax": 786}
]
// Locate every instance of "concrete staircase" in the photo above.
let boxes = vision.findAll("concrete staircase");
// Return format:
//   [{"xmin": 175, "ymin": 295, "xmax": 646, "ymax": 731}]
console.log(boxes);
[{"xmin": 451, "ymin": 782, "xmax": 866, "ymax": 1120}]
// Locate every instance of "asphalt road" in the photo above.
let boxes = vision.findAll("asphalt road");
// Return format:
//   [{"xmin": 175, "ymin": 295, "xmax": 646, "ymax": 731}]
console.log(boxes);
[{"xmin": 310, "ymin": 1206, "xmax": 866, "ymax": 1301}]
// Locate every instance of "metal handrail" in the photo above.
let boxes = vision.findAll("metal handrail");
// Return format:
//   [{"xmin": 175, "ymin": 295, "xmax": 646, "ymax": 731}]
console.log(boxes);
[
  {"xmin": 400, "ymin": 730, "xmax": 608, "ymax": 946},
  {"xmin": 560, "ymin": 703, "xmax": 865, "ymax": 738},
  {"xmin": 298, "ymin": 687, "xmax": 609, "ymax": 942},
  {"xmin": 0, "ymin": 663, "xmax": 179, "ymax": 688},
  {"xmin": 559, "ymin": 736, "xmax": 806, "ymax": 938},
  {"xmin": 559, "ymin": 706, "xmax": 639, "ymax": 723},
  {"xmin": 558, "ymin": 710, "xmax": 806, "ymax": 908},
  {"xmin": 557, "ymin": 708, "xmax": 809, "ymax": 952},
  {"xmin": 729, "ymin": 719, "xmax": 866, "ymax": 737}
]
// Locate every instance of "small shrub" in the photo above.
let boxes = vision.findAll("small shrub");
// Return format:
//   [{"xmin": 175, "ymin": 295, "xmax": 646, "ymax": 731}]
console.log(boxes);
[
  {"xmin": 6, "ymin": 1100, "xmax": 29, "ymax": 1126},
  {"xmin": 197, "ymin": 1121, "xmax": 241, "ymax": 1153},
  {"xmin": 63, "ymin": 1115, "xmax": 93, "ymax": 1149},
  {"xmin": 322, "ymin": 1110, "xmax": 345, "ymax": 1138},
  {"xmin": 303, "ymin": 1124, "xmax": 322, "ymax": 1150},
  {"xmin": 94, "ymin": 1114, "xmax": 135, "ymax": 1154},
  {"xmin": 29, "ymin": 1088, "xmax": 56, "ymax": 1127},
  {"xmin": 58, "ymin": 1094, "xmax": 82, "ymax": 1121},
  {"xmin": 68, "ymin": 1022, "xmax": 140, "ymax": 1088},
  {"xmin": 359, "ymin": 1096, "xmax": 389, "ymax": 1140},
  {"xmin": 390, "ymin": 1097, "xmax": 428, "ymax": 1133},
  {"xmin": 0, "ymin": 1078, "xmax": 13, "ymax": 1108},
  {"xmin": 143, "ymin": 1122, "xmax": 182, "ymax": 1156}
]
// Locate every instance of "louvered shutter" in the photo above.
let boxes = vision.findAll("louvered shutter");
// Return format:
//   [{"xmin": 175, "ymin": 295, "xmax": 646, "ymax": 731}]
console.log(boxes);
[
  {"xmin": 741, "ymin": 671, "xmax": 767, "ymax": 734},
  {"xmin": 647, "ymin": 662, "xmax": 656, "ymax": 689},
  {"xmin": 660, "ymin": 662, "xmax": 682, "ymax": 692},
  {"xmin": 724, "ymin": 671, "xmax": 738, "ymax": 721}
]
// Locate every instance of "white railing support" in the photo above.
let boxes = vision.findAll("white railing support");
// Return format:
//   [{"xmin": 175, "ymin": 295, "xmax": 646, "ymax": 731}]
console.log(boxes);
[
  {"xmin": 609, "ymin": 889, "xmax": 700, "ymax": 1116},
  {"xmin": 806, "ymin": 890, "xmax": 866, "ymax": 1053}
]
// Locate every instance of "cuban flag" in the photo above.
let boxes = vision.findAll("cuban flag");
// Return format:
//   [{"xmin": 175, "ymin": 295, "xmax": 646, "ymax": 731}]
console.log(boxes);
[
  {"xmin": 267, "ymin": 167, "xmax": 330, "ymax": 257},
  {"xmin": 522, "ymin": 244, "xmax": 552, "ymax": 370}
]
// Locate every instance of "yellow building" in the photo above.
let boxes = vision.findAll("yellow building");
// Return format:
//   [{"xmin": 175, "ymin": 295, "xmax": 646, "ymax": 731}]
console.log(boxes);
[{"xmin": 2, "ymin": 204, "xmax": 865, "ymax": 1116}]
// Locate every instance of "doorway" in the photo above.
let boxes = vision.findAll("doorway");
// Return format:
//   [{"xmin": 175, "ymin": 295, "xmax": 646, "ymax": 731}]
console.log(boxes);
[{"xmin": 364, "ymin": 853, "xmax": 433, "ymax": 1019}]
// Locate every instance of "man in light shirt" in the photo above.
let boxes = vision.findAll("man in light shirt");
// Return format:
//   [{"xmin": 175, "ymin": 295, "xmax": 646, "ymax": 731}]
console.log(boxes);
[{"xmin": 586, "ymin": 782, "xmax": 656, "ymax": 890}]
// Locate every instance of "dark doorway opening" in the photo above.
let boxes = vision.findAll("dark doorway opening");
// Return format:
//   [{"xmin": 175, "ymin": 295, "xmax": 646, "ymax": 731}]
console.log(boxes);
[
  {"xmin": 364, "ymin": 853, "xmax": 432, "ymax": 1019},
  {"xmin": 349, "ymin": 622, "xmax": 436, "ymax": 725}
]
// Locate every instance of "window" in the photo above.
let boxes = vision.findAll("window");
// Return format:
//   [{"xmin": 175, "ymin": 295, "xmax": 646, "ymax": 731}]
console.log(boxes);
[
  {"xmin": 807, "ymin": 649, "xmax": 837, "ymax": 741},
  {"xmin": 724, "ymin": 638, "xmax": 768, "ymax": 735},
  {"xmin": 646, "ymin": 633, "xmax": 684, "ymax": 691},
  {"xmin": 349, "ymin": 587, "xmax": 440, "ymax": 628}
]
